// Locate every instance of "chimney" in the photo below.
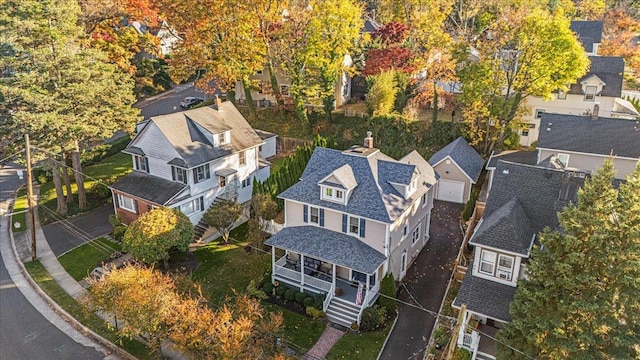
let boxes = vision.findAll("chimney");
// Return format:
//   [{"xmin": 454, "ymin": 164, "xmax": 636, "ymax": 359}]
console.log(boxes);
[
  {"xmin": 591, "ymin": 103, "xmax": 599, "ymax": 120},
  {"xmin": 364, "ymin": 131, "xmax": 374, "ymax": 149},
  {"xmin": 215, "ymin": 95, "xmax": 223, "ymax": 111}
]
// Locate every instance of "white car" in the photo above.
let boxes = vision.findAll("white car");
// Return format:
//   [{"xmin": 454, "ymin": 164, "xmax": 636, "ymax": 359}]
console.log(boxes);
[{"xmin": 179, "ymin": 97, "xmax": 204, "ymax": 109}]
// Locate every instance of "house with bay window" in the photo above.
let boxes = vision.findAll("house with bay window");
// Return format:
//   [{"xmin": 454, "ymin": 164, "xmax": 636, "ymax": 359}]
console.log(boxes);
[
  {"xmin": 110, "ymin": 99, "xmax": 269, "ymax": 227},
  {"xmin": 265, "ymin": 134, "xmax": 438, "ymax": 327},
  {"xmin": 452, "ymin": 160, "xmax": 585, "ymax": 359}
]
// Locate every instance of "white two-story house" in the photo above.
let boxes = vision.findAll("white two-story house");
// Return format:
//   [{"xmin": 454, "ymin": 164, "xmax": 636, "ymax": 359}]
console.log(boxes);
[
  {"xmin": 110, "ymin": 99, "xmax": 268, "ymax": 227},
  {"xmin": 453, "ymin": 160, "xmax": 584, "ymax": 359},
  {"xmin": 265, "ymin": 134, "xmax": 438, "ymax": 326}
]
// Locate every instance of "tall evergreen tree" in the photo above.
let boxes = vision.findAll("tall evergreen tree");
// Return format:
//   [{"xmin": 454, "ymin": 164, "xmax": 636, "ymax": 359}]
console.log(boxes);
[
  {"xmin": 0, "ymin": 0, "xmax": 139, "ymax": 213},
  {"xmin": 497, "ymin": 161, "xmax": 640, "ymax": 359}
]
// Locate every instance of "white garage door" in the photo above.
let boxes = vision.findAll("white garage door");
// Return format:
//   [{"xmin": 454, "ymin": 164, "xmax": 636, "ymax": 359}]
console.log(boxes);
[{"xmin": 436, "ymin": 179, "xmax": 465, "ymax": 203}]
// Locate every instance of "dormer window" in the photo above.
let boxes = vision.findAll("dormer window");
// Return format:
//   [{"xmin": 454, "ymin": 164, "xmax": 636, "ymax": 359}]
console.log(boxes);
[
  {"xmin": 584, "ymin": 86, "xmax": 597, "ymax": 101},
  {"xmin": 322, "ymin": 186, "xmax": 345, "ymax": 203},
  {"xmin": 218, "ymin": 133, "xmax": 225, "ymax": 144},
  {"xmin": 133, "ymin": 155, "xmax": 148, "ymax": 173}
]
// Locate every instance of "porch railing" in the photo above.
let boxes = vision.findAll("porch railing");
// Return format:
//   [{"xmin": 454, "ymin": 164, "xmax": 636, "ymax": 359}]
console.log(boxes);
[
  {"xmin": 458, "ymin": 329, "xmax": 480, "ymax": 352},
  {"xmin": 356, "ymin": 288, "xmax": 374, "ymax": 324},
  {"xmin": 323, "ymin": 283, "xmax": 335, "ymax": 312},
  {"xmin": 304, "ymin": 274, "xmax": 332, "ymax": 292},
  {"xmin": 274, "ymin": 263, "xmax": 301, "ymax": 282}
]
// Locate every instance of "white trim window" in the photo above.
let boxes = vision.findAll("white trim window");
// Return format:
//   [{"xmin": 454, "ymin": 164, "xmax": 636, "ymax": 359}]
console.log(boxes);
[
  {"xmin": 411, "ymin": 224, "xmax": 421, "ymax": 245},
  {"xmin": 401, "ymin": 251, "xmax": 407, "ymax": 275},
  {"xmin": 557, "ymin": 153, "xmax": 570, "ymax": 167},
  {"xmin": 497, "ymin": 254, "xmax": 514, "ymax": 280},
  {"xmin": 172, "ymin": 166, "xmax": 187, "ymax": 184},
  {"xmin": 535, "ymin": 109, "xmax": 545, "ymax": 119},
  {"xmin": 241, "ymin": 177, "xmax": 251, "ymax": 188},
  {"xmin": 239, "ymin": 151, "xmax": 246, "ymax": 166},
  {"xmin": 557, "ymin": 89, "xmax": 567, "ymax": 99},
  {"xmin": 322, "ymin": 186, "xmax": 345, "ymax": 203},
  {"xmin": 280, "ymin": 84, "xmax": 290, "ymax": 96},
  {"xmin": 217, "ymin": 132, "xmax": 226, "ymax": 145},
  {"xmin": 349, "ymin": 216, "xmax": 359, "ymax": 235},
  {"xmin": 181, "ymin": 196, "xmax": 204, "ymax": 215},
  {"xmin": 421, "ymin": 193, "xmax": 427, "ymax": 207},
  {"xmin": 133, "ymin": 155, "xmax": 148, "ymax": 173},
  {"xmin": 309, "ymin": 206, "xmax": 319, "ymax": 224},
  {"xmin": 193, "ymin": 164, "xmax": 211, "ymax": 184},
  {"xmin": 117, "ymin": 194, "xmax": 137, "ymax": 213},
  {"xmin": 584, "ymin": 86, "xmax": 597, "ymax": 101},
  {"xmin": 479, "ymin": 249, "xmax": 496, "ymax": 275}
]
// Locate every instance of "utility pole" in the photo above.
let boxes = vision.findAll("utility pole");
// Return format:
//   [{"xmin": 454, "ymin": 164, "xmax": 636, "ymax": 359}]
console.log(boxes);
[
  {"xmin": 444, "ymin": 304, "xmax": 466, "ymax": 360},
  {"xmin": 25, "ymin": 134, "xmax": 37, "ymax": 261}
]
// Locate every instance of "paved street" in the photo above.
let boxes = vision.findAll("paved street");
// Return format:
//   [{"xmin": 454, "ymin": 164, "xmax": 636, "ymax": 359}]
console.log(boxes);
[
  {"xmin": 137, "ymin": 83, "xmax": 224, "ymax": 120},
  {"xmin": 380, "ymin": 201, "xmax": 464, "ymax": 360},
  {"xmin": 0, "ymin": 163, "xmax": 106, "ymax": 360}
]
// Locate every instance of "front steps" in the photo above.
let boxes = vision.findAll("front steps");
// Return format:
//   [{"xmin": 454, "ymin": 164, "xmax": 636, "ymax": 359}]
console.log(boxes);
[{"xmin": 326, "ymin": 297, "xmax": 361, "ymax": 327}]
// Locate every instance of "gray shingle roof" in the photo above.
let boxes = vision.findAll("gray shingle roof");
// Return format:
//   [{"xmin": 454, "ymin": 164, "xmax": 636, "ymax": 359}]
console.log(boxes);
[
  {"xmin": 537, "ymin": 113, "xmax": 640, "ymax": 158},
  {"xmin": 486, "ymin": 150, "xmax": 538, "ymax": 169},
  {"xmin": 470, "ymin": 198, "xmax": 535, "ymax": 256},
  {"xmin": 127, "ymin": 102, "xmax": 263, "ymax": 168},
  {"xmin": 325, "ymin": 164, "xmax": 357, "ymax": 190},
  {"xmin": 254, "ymin": 129, "xmax": 277, "ymax": 140},
  {"xmin": 452, "ymin": 268, "xmax": 517, "ymax": 322},
  {"xmin": 110, "ymin": 171, "xmax": 187, "ymax": 205},
  {"xmin": 280, "ymin": 147, "xmax": 437, "ymax": 223},
  {"xmin": 264, "ymin": 226, "xmax": 386, "ymax": 274},
  {"xmin": 485, "ymin": 161, "xmax": 566, "ymax": 234},
  {"xmin": 569, "ymin": 56, "xmax": 624, "ymax": 97},
  {"xmin": 122, "ymin": 146, "xmax": 145, "ymax": 156},
  {"xmin": 570, "ymin": 20, "xmax": 603, "ymax": 44},
  {"xmin": 429, "ymin": 137, "xmax": 485, "ymax": 182}
]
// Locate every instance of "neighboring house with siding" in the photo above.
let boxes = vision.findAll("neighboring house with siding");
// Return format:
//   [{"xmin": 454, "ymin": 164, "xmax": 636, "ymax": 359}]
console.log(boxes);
[
  {"xmin": 428, "ymin": 137, "xmax": 485, "ymax": 204},
  {"xmin": 110, "ymin": 99, "xmax": 268, "ymax": 226},
  {"xmin": 521, "ymin": 56, "xmax": 640, "ymax": 146},
  {"xmin": 265, "ymin": 134, "xmax": 438, "ymax": 326},
  {"xmin": 453, "ymin": 160, "xmax": 584, "ymax": 359},
  {"xmin": 537, "ymin": 113, "xmax": 640, "ymax": 180}
]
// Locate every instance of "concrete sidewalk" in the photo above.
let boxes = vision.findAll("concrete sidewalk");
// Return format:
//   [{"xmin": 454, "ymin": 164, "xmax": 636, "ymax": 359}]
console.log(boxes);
[{"xmin": 8, "ymin": 187, "xmax": 135, "ymax": 359}]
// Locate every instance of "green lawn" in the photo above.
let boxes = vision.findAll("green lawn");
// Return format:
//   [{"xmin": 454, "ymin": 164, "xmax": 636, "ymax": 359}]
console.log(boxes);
[
  {"xmin": 192, "ymin": 239, "xmax": 271, "ymax": 306},
  {"xmin": 58, "ymin": 238, "xmax": 122, "ymax": 281},
  {"xmin": 262, "ymin": 302, "xmax": 326, "ymax": 351},
  {"xmin": 12, "ymin": 188, "xmax": 27, "ymax": 232},
  {"xmin": 326, "ymin": 322, "xmax": 393, "ymax": 360},
  {"xmin": 24, "ymin": 261, "xmax": 158, "ymax": 359},
  {"xmin": 38, "ymin": 152, "xmax": 132, "ymax": 225}
]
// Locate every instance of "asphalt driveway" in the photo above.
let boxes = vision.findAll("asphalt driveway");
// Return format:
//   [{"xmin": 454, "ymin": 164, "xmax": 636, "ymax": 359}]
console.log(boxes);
[
  {"xmin": 379, "ymin": 200, "xmax": 464, "ymax": 360},
  {"xmin": 42, "ymin": 205, "xmax": 114, "ymax": 257}
]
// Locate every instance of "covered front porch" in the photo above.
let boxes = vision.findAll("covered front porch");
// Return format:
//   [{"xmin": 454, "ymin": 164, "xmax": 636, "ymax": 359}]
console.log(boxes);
[
  {"xmin": 265, "ymin": 226, "xmax": 387, "ymax": 324},
  {"xmin": 457, "ymin": 309, "xmax": 502, "ymax": 360}
]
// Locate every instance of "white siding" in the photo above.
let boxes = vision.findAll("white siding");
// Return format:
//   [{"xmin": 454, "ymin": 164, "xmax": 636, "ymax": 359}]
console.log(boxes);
[
  {"xmin": 521, "ymin": 95, "xmax": 617, "ymax": 146},
  {"xmin": 259, "ymin": 136, "xmax": 277, "ymax": 158},
  {"xmin": 538, "ymin": 149, "xmax": 638, "ymax": 179},
  {"xmin": 130, "ymin": 122, "xmax": 181, "ymax": 181}
]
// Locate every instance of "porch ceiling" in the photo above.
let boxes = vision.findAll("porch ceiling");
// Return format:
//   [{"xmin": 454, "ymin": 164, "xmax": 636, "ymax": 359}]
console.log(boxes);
[{"xmin": 265, "ymin": 226, "xmax": 386, "ymax": 274}]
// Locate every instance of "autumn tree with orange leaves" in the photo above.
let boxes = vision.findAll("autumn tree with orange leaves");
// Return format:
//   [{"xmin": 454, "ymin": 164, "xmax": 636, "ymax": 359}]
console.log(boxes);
[
  {"xmin": 85, "ymin": 265, "xmax": 285, "ymax": 359},
  {"xmin": 600, "ymin": 7, "xmax": 640, "ymax": 89}
]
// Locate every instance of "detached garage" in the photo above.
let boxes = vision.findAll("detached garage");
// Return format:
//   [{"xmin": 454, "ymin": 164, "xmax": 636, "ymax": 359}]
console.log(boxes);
[{"xmin": 429, "ymin": 137, "xmax": 485, "ymax": 204}]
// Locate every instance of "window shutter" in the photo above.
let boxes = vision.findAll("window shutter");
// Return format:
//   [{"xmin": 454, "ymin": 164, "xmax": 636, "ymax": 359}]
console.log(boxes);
[
  {"xmin": 303, "ymin": 205, "xmax": 308, "ymax": 223},
  {"xmin": 193, "ymin": 169, "xmax": 199, "ymax": 184},
  {"xmin": 342, "ymin": 214, "xmax": 347, "ymax": 233},
  {"xmin": 205, "ymin": 164, "xmax": 211, "ymax": 179},
  {"xmin": 319, "ymin": 209, "xmax": 325, "ymax": 227},
  {"xmin": 171, "ymin": 167, "xmax": 176, "ymax": 181},
  {"xmin": 199, "ymin": 197, "xmax": 204, "ymax": 211},
  {"xmin": 133, "ymin": 199, "xmax": 138, "ymax": 214},
  {"xmin": 145, "ymin": 157, "xmax": 149, "ymax": 173},
  {"xmin": 359, "ymin": 218, "xmax": 366, "ymax": 237}
]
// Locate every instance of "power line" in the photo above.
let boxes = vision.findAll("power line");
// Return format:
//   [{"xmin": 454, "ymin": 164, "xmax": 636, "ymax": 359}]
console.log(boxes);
[
  {"xmin": 0, "ymin": 148, "xmax": 25, "ymax": 163},
  {"xmin": 30, "ymin": 146, "xmax": 114, "ymax": 190}
]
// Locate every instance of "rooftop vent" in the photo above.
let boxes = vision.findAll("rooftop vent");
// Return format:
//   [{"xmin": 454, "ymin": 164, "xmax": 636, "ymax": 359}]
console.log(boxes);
[
  {"xmin": 502, "ymin": 169, "xmax": 510, "ymax": 175},
  {"xmin": 546, "ymin": 122, "xmax": 552, "ymax": 131}
]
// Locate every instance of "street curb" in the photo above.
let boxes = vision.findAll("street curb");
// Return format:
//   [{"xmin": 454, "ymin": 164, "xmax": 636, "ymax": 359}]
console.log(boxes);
[
  {"xmin": 376, "ymin": 311, "xmax": 400, "ymax": 360},
  {"xmin": 8, "ymin": 193, "xmax": 137, "ymax": 360}
]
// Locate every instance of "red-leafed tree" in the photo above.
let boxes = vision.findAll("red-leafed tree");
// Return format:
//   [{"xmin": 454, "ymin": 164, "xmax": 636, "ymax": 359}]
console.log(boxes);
[{"xmin": 363, "ymin": 21, "xmax": 416, "ymax": 76}]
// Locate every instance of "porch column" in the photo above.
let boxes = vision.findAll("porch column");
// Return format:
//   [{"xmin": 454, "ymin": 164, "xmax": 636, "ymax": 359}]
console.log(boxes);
[
  {"xmin": 365, "ymin": 273, "xmax": 370, "ymax": 305},
  {"xmin": 271, "ymin": 246, "xmax": 276, "ymax": 281},
  {"xmin": 300, "ymin": 254, "xmax": 305, "ymax": 291},
  {"xmin": 332, "ymin": 263, "xmax": 336, "ymax": 289}
]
